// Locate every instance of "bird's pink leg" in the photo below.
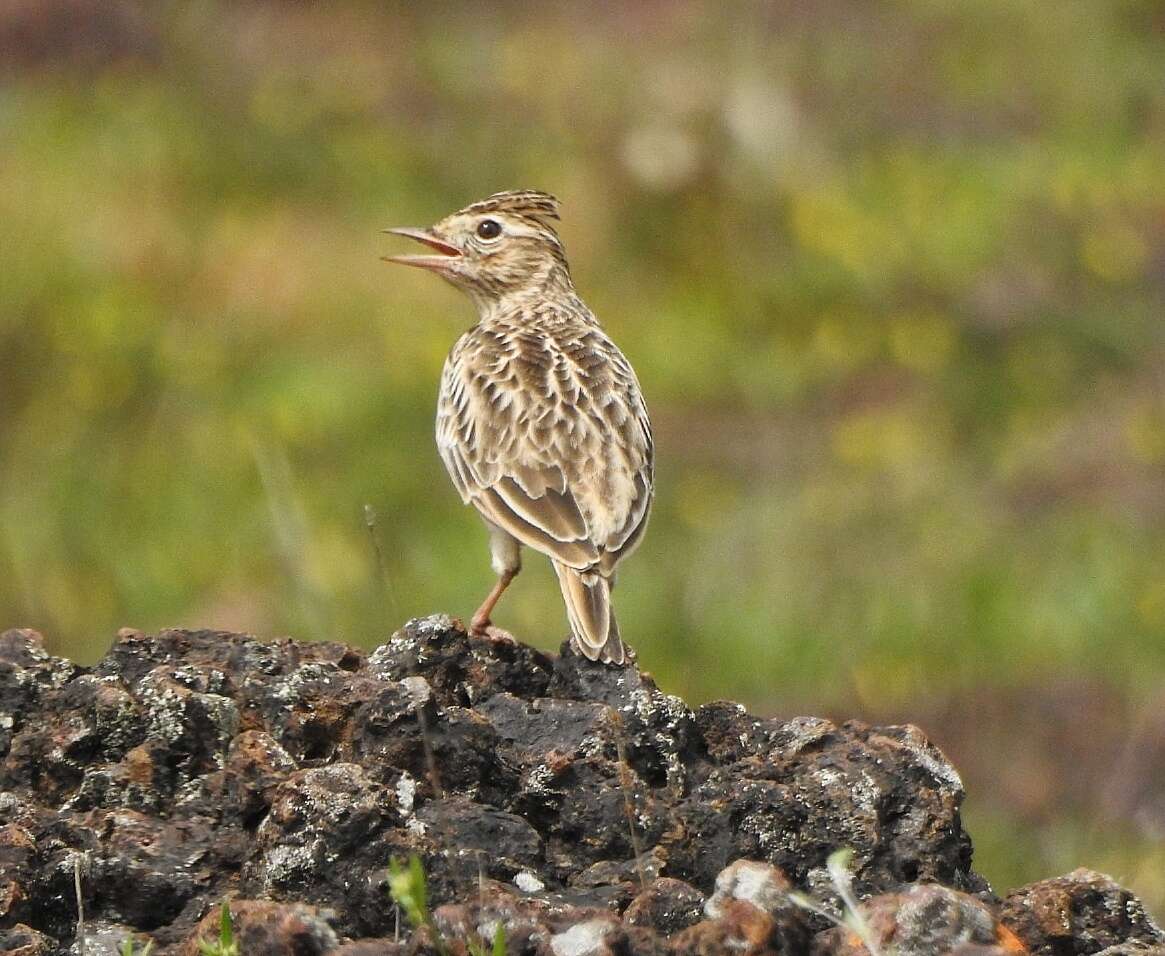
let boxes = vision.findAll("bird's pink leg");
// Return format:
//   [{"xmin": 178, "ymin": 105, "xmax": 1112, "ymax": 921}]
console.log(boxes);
[{"xmin": 470, "ymin": 569, "xmax": 517, "ymax": 636}]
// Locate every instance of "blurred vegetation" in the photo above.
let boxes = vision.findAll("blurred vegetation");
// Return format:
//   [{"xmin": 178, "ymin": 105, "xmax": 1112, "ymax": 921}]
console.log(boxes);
[{"xmin": 2, "ymin": 0, "xmax": 1164, "ymax": 913}]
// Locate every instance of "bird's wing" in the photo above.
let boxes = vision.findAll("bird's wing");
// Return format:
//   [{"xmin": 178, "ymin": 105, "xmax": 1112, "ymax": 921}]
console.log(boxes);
[
  {"xmin": 595, "ymin": 347, "xmax": 654, "ymax": 575},
  {"xmin": 437, "ymin": 329, "xmax": 598, "ymax": 569},
  {"xmin": 436, "ymin": 320, "xmax": 652, "ymax": 574}
]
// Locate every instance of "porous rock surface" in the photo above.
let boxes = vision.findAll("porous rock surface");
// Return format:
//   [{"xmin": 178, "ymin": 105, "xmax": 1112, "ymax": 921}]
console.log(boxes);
[
  {"xmin": 1000, "ymin": 869, "xmax": 1165, "ymax": 956},
  {"xmin": 0, "ymin": 617, "xmax": 1159, "ymax": 954}
]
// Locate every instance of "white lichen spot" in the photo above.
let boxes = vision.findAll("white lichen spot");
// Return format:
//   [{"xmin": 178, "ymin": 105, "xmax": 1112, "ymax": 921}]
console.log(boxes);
[
  {"xmin": 202, "ymin": 694, "xmax": 241, "ymax": 739},
  {"xmin": 514, "ymin": 870, "xmax": 545, "ymax": 893},
  {"xmin": 379, "ymin": 614, "xmax": 456, "ymax": 655},
  {"xmin": 549, "ymin": 918, "xmax": 616, "ymax": 956},
  {"xmin": 55, "ymin": 847, "xmax": 91, "ymax": 878},
  {"xmin": 851, "ymin": 769, "xmax": 880, "ymax": 814},
  {"xmin": 406, "ymin": 816, "xmax": 427, "ymax": 837},
  {"xmin": 21, "ymin": 639, "xmax": 49, "ymax": 662},
  {"xmin": 579, "ymin": 732, "xmax": 607, "ymax": 760},
  {"xmin": 894, "ymin": 726, "xmax": 964, "ymax": 791},
  {"xmin": 169, "ymin": 665, "xmax": 204, "ymax": 689},
  {"xmin": 705, "ymin": 859, "xmax": 787, "ymax": 919},
  {"xmin": 401, "ymin": 676, "xmax": 432, "ymax": 706},
  {"xmin": 263, "ymin": 842, "xmax": 319, "ymax": 889},
  {"xmin": 141, "ymin": 685, "xmax": 187, "ymax": 745},
  {"xmin": 812, "ymin": 767, "xmax": 844, "ymax": 789},
  {"xmin": 274, "ymin": 662, "xmax": 340, "ymax": 703},
  {"xmin": 395, "ymin": 772, "xmax": 417, "ymax": 815},
  {"xmin": 523, "ymin": 764, "xmax": 556, "ymax": 795},
  {"xmin": 477, "ymin": 919, "xmax": 502, "ymax": 943}
]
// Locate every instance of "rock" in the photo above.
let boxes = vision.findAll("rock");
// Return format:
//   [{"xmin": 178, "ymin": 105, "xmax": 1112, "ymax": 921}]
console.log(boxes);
[
  {"xmin": 811, "ymin": 883, "xmax": 1027, "ymax": 954},
  {"xmin": 1001, "ymin": 869, "xmax": 1165, "ymax": 955},
  {"xmin": 432, "ymin": 879, "xmax": 606, "ymax": 953},
  {"xmin": 693, "ymin": 701, "xmax": 773, "ymax": 766},
  {"xmin": 637, "ymin": 861, "xmax": 811, "ymax": 955},
  {"xmin": 174, "ymin": 899, "xmax": 338, "ymax": 955},
  {"xmin": 417, "ymin": 796, "xmax": 544, "ymax": 877},
  {"xmin": 0, "ymin": 923, "xmax": 54, "ymax": 956},
  {"xmin": 602, "ymin": 924, "xmax": 674, "ymax": 956},
  {"xmin": 75, "ymin": 920, "xmax": 154, "ymax": 954},
  {"xmin": 369, "ymin": 615, "xmax": 555, "ymax": 707},
  {"xmin": 331, "ymin": 940, "xmax": 405, "ymax": 955},
  {"xmin": 704, "ymin": 860, "xmax": 795, "ymax": 920},
  {"xmin": 571, "ymin": 848, "xmax": 664, "ymax": 891},
  {"xmin": 547, "ymin": 639, "xmax": 703, "ymax": 796},
  {"xmin": 661, "ymin": 716, "xmax": 984, "ymax": 907},
  {"xmin": 624, "ymin": 878, "xmax": 706, "ymax": 934},
  {"xmin": 670, "ymin": 899, "xmax": 794, "ymax": 955},
  {"xmin": 0, "ymin": 616, "xmax": 1155, "ymax": 954},
  {"xmin": 242, "ymin": 763, "xmax": 401, "ymax": 937},
  {"xmin": 549, "ymin": 915, "xmax": 621, "ymax": 955},
  {"xmin": 174, "ymin": 729, "xmax": 298, "ymax": 826}
]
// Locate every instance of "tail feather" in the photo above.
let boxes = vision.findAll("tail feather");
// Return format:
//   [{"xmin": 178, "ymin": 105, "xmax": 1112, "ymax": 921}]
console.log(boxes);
[{"xmin": 552, "ymin": 561, "xmax": 625, "ymax": 665}]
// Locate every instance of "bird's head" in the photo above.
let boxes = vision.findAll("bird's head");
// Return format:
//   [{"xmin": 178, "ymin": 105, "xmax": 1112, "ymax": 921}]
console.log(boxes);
[{"xmin": 383, "ymin": 190, "xmax": 571, "ymax": 306}]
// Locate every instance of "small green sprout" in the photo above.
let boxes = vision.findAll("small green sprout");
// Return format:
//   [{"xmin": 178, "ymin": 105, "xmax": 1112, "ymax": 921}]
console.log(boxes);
[
  {"xmin": 388, "ymin": 854, "xmax": 507, "ymax": 956},
  {"xmin": 388, "ymin": 855, "xmax": 448, "ymax": 956},
  {"xmin": 197, "ymin": 901, "xmax": 239, "ymax": 956}
]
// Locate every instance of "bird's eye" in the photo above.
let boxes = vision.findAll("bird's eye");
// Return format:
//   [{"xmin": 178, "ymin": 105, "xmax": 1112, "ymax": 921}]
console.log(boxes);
[{"xmin": 476, "ymin": 219, "xmax": 502, "ymax": 240}]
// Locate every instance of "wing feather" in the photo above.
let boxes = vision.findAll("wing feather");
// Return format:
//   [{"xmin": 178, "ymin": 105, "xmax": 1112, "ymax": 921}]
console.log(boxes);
[
  {"xmin": 493, "ymin": 476, "xmax": 588, "ymax": 542},
  {"xmin": 475, "ymin": 486, "xmax": 598, "ymax": 568},
  {"xmin": 437, "ymin": 312, "xmax": 653, "ymax": 576}
]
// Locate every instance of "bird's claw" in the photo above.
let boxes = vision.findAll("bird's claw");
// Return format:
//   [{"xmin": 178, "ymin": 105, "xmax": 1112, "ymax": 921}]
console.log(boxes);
[{"xmin": 471, "ymin": 623, "xmax": 517, "ymax": 645}]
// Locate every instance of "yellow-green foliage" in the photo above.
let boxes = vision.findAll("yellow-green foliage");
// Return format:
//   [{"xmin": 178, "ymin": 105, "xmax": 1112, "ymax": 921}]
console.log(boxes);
[{"xmin": 387, "ymin": 855, "xmax": 438, "ymax": 947}]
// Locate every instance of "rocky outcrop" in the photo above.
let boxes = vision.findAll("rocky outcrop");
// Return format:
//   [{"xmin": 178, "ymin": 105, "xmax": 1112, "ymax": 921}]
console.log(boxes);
[
  {"xmin": 0, "ymin": 617, "xmax": 1160, "ymax": 954},
  {"xmin": 1000, "ymin": 869, "xmax": 1165, "ymax": 955}
]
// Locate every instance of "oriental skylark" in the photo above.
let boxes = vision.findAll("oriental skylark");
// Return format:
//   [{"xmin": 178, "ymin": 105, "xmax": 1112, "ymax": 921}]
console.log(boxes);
[{"xmin": 384, "ymin": 190, "xmax": 653, "ymax": 664}]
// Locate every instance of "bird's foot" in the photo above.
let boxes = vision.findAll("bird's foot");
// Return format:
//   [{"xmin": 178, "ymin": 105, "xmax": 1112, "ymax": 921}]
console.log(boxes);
[{"xmin": 470, "ymin": 619, "xmax": 517, "ymax": 645}]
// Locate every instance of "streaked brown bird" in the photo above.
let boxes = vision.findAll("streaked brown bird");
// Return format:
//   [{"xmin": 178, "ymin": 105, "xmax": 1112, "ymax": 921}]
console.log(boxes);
[{"xmin": 384, "ymin": 190, "xmax": 653, "ymax": 664}]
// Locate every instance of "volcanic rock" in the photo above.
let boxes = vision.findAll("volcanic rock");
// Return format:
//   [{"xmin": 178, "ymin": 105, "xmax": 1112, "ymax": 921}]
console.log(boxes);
[
  {"xmin": 1001, "ymin": 869, "xmax": 1165, "ymax": 955},
  {"xmin": 0, "ymin": 618, "xmax": 1158, "ymax": 954}
]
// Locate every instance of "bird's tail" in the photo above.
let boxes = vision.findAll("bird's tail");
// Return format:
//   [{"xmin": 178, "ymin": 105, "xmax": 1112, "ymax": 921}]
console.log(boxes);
[{"xmin": 552, "ymin": 561, "xmax": 624, "ymax": 665}]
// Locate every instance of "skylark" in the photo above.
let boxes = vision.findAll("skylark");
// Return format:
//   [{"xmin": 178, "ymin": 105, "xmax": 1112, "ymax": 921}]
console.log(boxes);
[{"xmin": 384, "ymin": 190, "xmax": 653, "ymax": 664}]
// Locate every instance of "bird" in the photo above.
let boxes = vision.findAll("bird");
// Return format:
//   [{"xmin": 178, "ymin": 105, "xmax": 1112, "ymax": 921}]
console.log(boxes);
[{"xmin": 383, "ymin": 190, "xmax": 653, "ymax": 665}]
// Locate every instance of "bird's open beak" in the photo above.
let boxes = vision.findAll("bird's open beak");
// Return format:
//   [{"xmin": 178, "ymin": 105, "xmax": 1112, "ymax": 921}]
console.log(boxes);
[{"xmin": 381, "ymin": 227, "xmax": 462, "ymax": 272}]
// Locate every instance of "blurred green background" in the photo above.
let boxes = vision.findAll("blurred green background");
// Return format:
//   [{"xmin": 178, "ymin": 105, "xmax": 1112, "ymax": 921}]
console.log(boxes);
[{"xmin": 2, "ymin": 0, "xmax": 1164, "ymax": 912}]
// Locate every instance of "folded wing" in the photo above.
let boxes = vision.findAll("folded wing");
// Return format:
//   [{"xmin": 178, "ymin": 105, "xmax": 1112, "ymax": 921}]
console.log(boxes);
[{"xmin": 436, "ymin": 321, "xmax": 653, "ymax": 574}]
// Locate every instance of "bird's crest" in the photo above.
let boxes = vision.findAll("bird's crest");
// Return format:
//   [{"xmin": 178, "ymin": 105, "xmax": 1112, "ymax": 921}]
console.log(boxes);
[{"xmin": 458, "ymin": 190, "xmax": 561, "ymax": 227}]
